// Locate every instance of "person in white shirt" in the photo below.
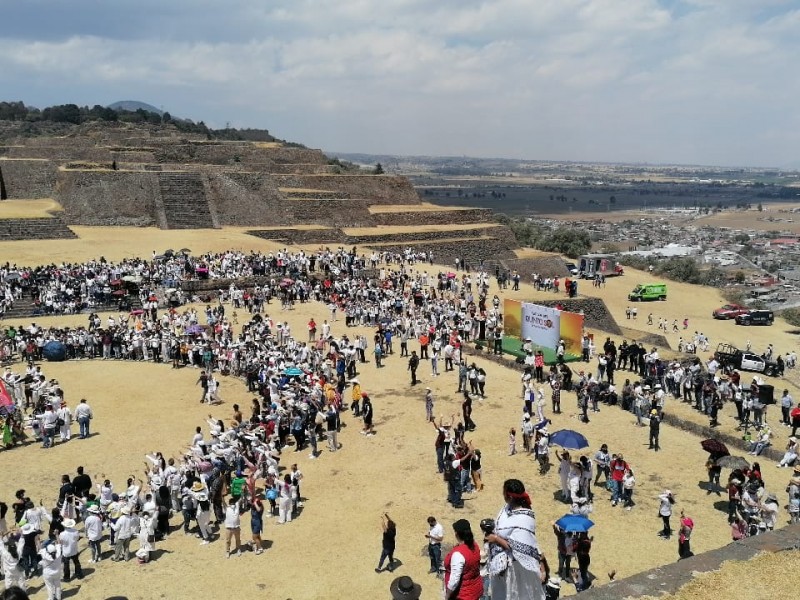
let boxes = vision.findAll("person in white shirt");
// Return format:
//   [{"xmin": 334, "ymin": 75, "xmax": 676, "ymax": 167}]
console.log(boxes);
[
  {"xmin": 277, "ymin": 474, "xmax": 296, "ymax": 525},
  {"xmin": 111, "ymin": 507, "xmax": 134, "ymax": 561},
  {"xmin": 57, "ymin": 401, "xmax": 72, "ymax": 442},
  {"xmin": 58, "ymin": 519, "xmax": 82, "ymax": 581},
  {"xmin": 84, "ymin": 505, "xmax": 104, "ymax": 563},
  {"xmin": 425, "ymin": 516, "xmax": 444, "ymax": 574},
  {"xmin": 40, "ymin": 542, "xmax": 63, "ymax": 600},
  {"xmin": 224, "ymin": 496, "xmax": 243, "ymax": 558},
  {"xmin": 74, "ymin": 399, "xmax": 93, "ymax": 439},
  {"xmin": 22, "ymin": 502, "xmax": 48, "ymax": 534},
  {"xmin": 0, "ymin": 535, "xmax": 25, "ymax": 591},
  {"xmin": 136, "ymin": 511, "xmax": 156, "ymax": 563},
  {"xmin": 37, "ymin": 405, "xmax": 59, "ymax": 448}
]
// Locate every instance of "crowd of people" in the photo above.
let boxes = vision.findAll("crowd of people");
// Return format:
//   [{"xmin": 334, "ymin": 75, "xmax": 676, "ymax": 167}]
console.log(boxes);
[{"xmin": 1, "ymin": 245, "xmax": 799, "ymax": 600}]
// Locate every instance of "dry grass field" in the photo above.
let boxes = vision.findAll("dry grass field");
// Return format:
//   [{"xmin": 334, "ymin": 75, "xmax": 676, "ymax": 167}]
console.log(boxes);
[
  {"xmin": 0, "ymin": 199, "xmax": 62, "ymax": 219},
  {"xmin": 0, "ymin": 223, "xmax": 798, "ymax": 599},
  {"xmin": 638, "ymin": 550, "xmax": 800, "ymax": 600},
  {"xmin": 693, "ymin": 210, "xmax": 800, "ymax": 233}
]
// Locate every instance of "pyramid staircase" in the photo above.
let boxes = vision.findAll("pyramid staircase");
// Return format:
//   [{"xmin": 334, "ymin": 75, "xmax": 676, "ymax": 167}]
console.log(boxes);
[{"xmin": 157, "ymin": 172, "xmax": 216, "ymax": 229}]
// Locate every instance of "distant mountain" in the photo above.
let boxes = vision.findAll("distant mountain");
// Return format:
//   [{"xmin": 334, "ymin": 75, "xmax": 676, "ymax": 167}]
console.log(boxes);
[{"xmin": 107, "ymin": 100, "xmax": 163, "ymax": 116}]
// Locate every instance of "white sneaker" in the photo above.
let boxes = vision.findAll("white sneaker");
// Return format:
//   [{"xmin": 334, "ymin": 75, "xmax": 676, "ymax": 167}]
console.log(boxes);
[{"xmin": 200, "ymin": 540, "xmax": 209, "ymax": 545}]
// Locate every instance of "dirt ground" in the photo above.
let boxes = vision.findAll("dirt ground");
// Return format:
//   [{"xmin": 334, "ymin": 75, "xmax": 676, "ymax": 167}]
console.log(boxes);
[{"xmin": 1, "ymin": 227, "xmax": 798, "ymax": 600}]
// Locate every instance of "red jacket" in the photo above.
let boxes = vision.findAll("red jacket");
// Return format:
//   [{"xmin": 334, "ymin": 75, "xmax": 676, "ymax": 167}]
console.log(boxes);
[
  {"xmin": 611, "ymin": 459, "xmax": 628, "ymax": 482},
  {"xmin": 444, "ymin": 542, "xmax": 483, "ymax": 600}
]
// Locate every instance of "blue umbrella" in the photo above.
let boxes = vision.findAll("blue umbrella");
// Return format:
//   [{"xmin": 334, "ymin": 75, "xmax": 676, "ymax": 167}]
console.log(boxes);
[
  {"xmin": 548, "ymin": 429, "xmax": 589, "ymax": 450},
  {"xmin": 42, "ymin": 341, "xmax": 67, "ymax": 362},
  {"xmin": 555, "ymin": 514, "xmax": 594, "ymax": 533}
]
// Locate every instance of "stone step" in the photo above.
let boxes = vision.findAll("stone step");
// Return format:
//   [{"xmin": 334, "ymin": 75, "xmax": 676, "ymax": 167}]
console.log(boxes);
[
  {"xmin": 157, "ymin": 173, "xmax": 215, "ymax": 230},
  {"xmin": 0, "ymin": 218, "xmax": 77, "ymax": 241}
]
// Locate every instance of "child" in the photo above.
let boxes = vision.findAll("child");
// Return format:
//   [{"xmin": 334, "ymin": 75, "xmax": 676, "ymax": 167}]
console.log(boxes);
[
  {"xmin": 622, "ymin": 468, "xmax": 636, "ymax": 509},
  {"xmin": 508, "ymin": 428, "xmax": 517, "ymax": 456},
  {"xmin": 789, "ymin": 488, "xmax": 800, "ymax": 524}
]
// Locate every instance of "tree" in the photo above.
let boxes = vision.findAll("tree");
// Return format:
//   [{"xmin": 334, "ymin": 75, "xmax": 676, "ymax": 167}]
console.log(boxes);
[
  {"xmin": 656, "ymin": 257, "xmax": 701, "ymax": 284},
  {"xmin": 734, "ymin": 271, "xmax": 746, "ymax": 284},
  {"xmin": 0, "ymin": 166, "xmax": 7, "ymax": 200},
  {"xmin": 373, "ymin": 163, "xmax": 384, "ymax": 175},
  {"xmin": 162, "ymin": 112, "xmax": 172, "ymax": 123},
  {"xmin": 535, "ymin": 226, "xmax": 591, "ymax": 258}
]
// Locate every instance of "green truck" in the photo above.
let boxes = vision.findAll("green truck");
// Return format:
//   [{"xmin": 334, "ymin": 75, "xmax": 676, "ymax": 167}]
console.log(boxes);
[{"xmin": 628, "ymin": 283, "xmax": 667, "ymax": 301}]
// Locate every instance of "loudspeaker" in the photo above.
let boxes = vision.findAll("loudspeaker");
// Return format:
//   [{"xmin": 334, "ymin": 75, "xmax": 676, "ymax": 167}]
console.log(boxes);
[{"xmin": 758, "ymin": 384, "xmax": 775, "ymax": 405}]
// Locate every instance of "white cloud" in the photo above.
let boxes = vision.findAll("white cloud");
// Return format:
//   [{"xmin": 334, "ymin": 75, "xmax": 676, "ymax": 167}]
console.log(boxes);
[{"xmin": 0, "ymin": 0, "xmax": 798, "ymax": 166}]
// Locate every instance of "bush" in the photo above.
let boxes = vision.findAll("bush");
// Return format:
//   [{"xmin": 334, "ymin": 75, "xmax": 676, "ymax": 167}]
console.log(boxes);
[{"xmin": 780, "ymin": 308, "xmax": 800, "ymax": 328}]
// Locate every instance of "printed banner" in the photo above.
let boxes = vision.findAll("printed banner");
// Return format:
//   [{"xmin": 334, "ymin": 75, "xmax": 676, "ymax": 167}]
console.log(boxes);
[
  {"xmin": 521, "ymin": 303, "xmax": 561, "ymax": 350},
  {"xmin": 503, "ymin": 301, "xmax": 584, "ymax": 355},
  {"xmin": 559, "ymin": 310, "xmax": 585, "ymax": 354},
  {"xmin": 503, "ymin": 299, "xmax": 522, "ymax": 338}
]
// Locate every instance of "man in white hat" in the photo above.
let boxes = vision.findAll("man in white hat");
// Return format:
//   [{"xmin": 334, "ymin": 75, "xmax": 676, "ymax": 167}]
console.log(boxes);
[
  {"xmin": 85, "ymin": 505, "xmax": 104, "ymax": 563},
  {"xmin": 59, "ymin": 518, "xmax": 83, "ymax": 581},
  {"xmin": 425, "ymin": 388, "xmax": 434, "ymax": 423},
  {"xmin": 111, "ymin": 506, "xmax": 134, "ymax": 561}
]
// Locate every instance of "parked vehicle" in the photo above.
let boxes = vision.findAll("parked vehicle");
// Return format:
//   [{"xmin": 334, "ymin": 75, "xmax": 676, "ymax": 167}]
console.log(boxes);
[
  {"xmin": 712, "ymin": 304, "xmax": 750, "ymax": 320},
  {"xmin": 578, "ymin": 254, "xmax": 624, "ymax": 279},
  {"xmin": 628, "ymin": 283, "xmax": 667, "ymax": 301},
  {"xmin": 735, "ymin": 310, "xmax": 774, "ymax": 326},
  {"xmin": 714, "ymin": 343, "xmax": 779, "ymax": 375},
  {"xmin": 565, "ymin": 262, "xmax": 579, "ymax": 276}
]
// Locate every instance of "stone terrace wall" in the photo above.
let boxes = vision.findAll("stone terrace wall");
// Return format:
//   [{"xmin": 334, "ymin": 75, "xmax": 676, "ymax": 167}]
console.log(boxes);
[
  {"xmin": 206, "ymin": 172, "xmax": 293, "ymax": 226},
  {"xmin": 371, "ymin": 208, "xmax": 495, "ymax": 226},
  {"xmin": 0, "ymin": 146, "xmax": 112, "ymax": 162},
  {"xmin": 535, "ymin": 298, "xmax": 623, "ymax": 336},
  {"xmin": 247, "ymin": 226, "xmax": 519, "ymax": 250},
  {"xmin": 57, "ymin": 170, "xmax": 159, "ymax": 226},
  {"xmin": 0, "ymin": 159, "xmax": 58, "ymax": 198},
  {"xmin": 501, "ymin": 256, "xmax": 570, "ymax": 279},
  {"xmin": 267, "ymin": 163, "xmax": 336, "ymax": 175},
  {"xmin": 271, "ymin": 175, "xmax": 421, "ymax": 204},
  {"xmin": 151, "ymin": 143, "xmax": 327, "ymax": 166},
  {"xmin": 346, "ymin": 225, "xmax": 517, "ymax": 247},
  {"xmin": 247, "ymin": 228, "xmax": 345, "ymax": 245},
  {"xmin": 109, "ymin": 149, "xmax": 157, "ymax": 163},
  {"xmin": 253, "ymin": 146, "xmax": 328, "ymax": 166},
  {"xmin": 288, "ymin": 199, "xmax": 375, "ymax": 227}
]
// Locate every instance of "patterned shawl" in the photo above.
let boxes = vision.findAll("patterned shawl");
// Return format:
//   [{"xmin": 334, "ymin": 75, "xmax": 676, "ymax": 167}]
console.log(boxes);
[{"xmin": 489, "ymin": 504, "xmax": 541, "ymax": 574}]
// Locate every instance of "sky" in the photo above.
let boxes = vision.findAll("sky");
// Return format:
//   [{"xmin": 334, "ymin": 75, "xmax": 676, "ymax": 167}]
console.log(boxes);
[{"xmin": 1, "ymin": 0, "xmax": 799, "ymax": 167}]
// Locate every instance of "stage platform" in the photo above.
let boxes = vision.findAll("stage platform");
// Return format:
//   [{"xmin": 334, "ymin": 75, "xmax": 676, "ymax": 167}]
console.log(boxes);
[{"xmin": 497, "ymin": 337, "xmax": 581, "ymax": 365}]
